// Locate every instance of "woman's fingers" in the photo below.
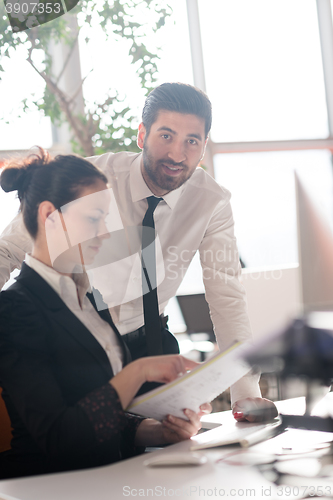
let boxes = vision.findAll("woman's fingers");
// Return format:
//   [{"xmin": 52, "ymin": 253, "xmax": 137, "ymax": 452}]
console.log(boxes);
[
  {"xmin": 162, "ymin": 409, "xmax": 202, "ymax": 440},
  {"xmin": 198, "ymin": 402, "xmax": 212, "ymax": 416},
  {"xmin": 144, "ymin": 355, "xmax": 199, "ymax": 384},
  {"xmin": 183, "ymin": 358, "xmax": 200, "ymax": 372}
]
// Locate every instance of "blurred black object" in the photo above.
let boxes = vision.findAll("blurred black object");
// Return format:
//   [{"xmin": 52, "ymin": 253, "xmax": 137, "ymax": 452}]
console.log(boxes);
[
  {"xmin": 243, "ymin": 313, "xmax": 333, "ymax": 432},
  {"xmin": 244, "ymin": 316, "xmax": 333, "ymax": 384}
]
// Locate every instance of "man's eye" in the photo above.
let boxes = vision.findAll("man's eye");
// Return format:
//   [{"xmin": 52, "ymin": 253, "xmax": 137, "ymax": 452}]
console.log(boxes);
[
  {"xmin": 162, "ymin": 134, "xmax": 170, "ymax": 139},
  {"xmin": 188, "ymin": 139, "xmax": 197, "ymax": 145},
  {"xmin": 88, "ymin": 217, "xmax": 99, "ymax": 223}
]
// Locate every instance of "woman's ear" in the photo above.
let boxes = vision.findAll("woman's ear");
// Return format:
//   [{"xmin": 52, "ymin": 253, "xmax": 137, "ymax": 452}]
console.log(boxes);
[{"xmin": 38, "ymin": 201, "xmax": 57, "ymax": 225}]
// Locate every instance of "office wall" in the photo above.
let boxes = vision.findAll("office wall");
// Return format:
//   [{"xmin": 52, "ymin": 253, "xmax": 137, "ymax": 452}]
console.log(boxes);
[{"xmin": 167, "ymin": 259, "xmax": 301, "ymax": 341}]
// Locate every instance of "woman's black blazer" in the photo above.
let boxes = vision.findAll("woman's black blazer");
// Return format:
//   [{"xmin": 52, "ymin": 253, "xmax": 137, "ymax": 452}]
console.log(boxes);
[{"xmin": 0, "ymin": 262, "xmax": 143, "ymax": 478}]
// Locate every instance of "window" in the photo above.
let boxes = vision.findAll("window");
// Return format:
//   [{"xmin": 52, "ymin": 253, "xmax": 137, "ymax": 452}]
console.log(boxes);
[
  {"xmin": 199, "ymin": 0, "xmax": 328, "ymax": 142},
  {"xmin": 214, "ymin": 149, "xmax": 333, "ymax": 267},
  {"xmin": 0, "ymin": 51, "xmax": 52, "ymax": 150}
]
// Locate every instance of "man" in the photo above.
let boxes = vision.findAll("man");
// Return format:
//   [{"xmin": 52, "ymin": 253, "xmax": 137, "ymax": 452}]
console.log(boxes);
[{"xmin": 0, "ymin": 83, "xmax": 276, "ymax": 421}]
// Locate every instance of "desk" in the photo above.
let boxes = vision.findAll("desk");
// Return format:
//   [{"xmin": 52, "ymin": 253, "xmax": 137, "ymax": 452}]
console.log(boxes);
[{"xmin": 0, "ymin": 397, "xmax": 332, "ymax": 500}]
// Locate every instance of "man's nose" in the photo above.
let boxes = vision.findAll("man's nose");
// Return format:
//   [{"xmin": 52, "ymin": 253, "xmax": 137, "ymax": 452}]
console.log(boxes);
[{"xmin": 167, "ymin": 141, "xmax": 186, "ymax": 164}]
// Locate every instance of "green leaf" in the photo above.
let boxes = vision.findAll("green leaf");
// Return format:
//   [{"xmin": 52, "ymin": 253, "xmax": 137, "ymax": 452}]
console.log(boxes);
[{"xmin": 0, "ymin": 0, "xmax": 172, "ymax": 155}]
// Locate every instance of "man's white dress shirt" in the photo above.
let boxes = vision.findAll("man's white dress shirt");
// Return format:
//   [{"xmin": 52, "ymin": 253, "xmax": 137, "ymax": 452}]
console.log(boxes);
[
  {"xmin": 25, "ymin": 254, "xmax": 123, "ymax": 375},
  {"xmin": 0, "ymin": 151, "xmax": 261, "ymax": 404}
]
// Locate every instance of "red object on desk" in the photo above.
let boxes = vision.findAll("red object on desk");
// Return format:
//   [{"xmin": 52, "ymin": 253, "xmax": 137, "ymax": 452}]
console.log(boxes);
[{"xmin": 233, "ymin": 412, "xmax": 244, "ymax": 421}]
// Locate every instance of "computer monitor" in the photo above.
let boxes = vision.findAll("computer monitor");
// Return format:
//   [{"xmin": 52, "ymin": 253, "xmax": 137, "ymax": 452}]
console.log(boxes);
[
  {"xmin": 176, "ymin": 293, "xmax": 215, "ymax": 342},
  {"xmin": 295, "ymin": 171, "xmax": 333, "ymax": 312}
]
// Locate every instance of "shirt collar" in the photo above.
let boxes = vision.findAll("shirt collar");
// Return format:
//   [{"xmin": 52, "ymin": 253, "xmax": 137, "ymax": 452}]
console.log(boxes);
[
  {"xmin": 130, "ymin": 153, "xmax": 184, "ymax": 210},
  {"xmin": 25, "ymin": 254, "xmax": 91, "ymax": 305}
]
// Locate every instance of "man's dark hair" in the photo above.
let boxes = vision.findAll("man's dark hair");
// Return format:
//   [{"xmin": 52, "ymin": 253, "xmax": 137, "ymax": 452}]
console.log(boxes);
[{"xmin": 142, "ymin": 82, "xmax": 212, "ymax": 138}]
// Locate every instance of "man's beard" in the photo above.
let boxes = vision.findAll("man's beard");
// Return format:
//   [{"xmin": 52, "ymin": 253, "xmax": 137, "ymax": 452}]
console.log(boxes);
[{"xmin": 142, "ymin": 143, "xmax": 191, "ymax": 193}]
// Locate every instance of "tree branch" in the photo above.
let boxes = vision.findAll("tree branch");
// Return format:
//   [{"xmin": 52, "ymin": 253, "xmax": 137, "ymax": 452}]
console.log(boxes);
[
  {"xmin": 26, "ymin": 53, "xmax": 94, "ymax": 156},
  {"xmin": 68, "ymin": 70, "xmax": 93, "ymax": 107},
  {"xmin": 55, "ymin": 30, "xmax": 80, "ymax": 86}
]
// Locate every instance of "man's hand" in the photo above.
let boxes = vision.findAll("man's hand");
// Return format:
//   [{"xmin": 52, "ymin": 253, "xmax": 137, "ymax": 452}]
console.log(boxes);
[{"xmin": 232, "ymin": 397, "xmax": 278, "ymax": 423}]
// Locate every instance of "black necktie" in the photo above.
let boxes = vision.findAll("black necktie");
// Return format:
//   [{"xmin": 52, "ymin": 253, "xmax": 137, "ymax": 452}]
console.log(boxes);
[{"xmin": 142, "ymin": 196, "xmax": 163, "ymax": 356}]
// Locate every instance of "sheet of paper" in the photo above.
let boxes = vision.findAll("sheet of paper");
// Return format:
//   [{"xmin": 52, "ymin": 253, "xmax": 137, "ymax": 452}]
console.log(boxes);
[
  {"xmin": 191, "ymin": 418, "xmax": 282, "ymax": 450},
  {"xmin": 127, "ymin": 341, "xmax": 251, "ymax": 420}
]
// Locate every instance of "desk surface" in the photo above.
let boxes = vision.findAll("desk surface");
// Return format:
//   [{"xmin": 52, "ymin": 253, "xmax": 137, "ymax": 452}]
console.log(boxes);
[{"xmin": 0, "ymin": 396, "xmax": 332, "ymax": 500}]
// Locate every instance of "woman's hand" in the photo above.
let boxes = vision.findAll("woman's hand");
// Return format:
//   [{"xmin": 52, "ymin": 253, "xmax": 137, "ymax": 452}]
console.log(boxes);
[
  {"xmin": 161, "ymin": 408, "xmax": 202, "ymax": 443},
  {"xmin": 138, "ymin": 355, "xmax": 199, "ymax": 385},
  {"xmin": 198, "ymin": 402, "xmax": 212, "ymax": 418},
  {"xmin": 110, "ymin": 355, "xmax": 199, "ymax": 410},
  {"xmin": 135, "ymin": 409, "xmax": 202, "ymax": 447}
]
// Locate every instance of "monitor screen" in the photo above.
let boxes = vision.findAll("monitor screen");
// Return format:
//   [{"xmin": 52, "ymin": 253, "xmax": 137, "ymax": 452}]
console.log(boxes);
[
  {"xmin": 176, "ymin": 293, "xmax": 214, "ymax": 339},
  {"xmin": 295, "ymin": 171, "xmax": 333, "ymax": 312}
]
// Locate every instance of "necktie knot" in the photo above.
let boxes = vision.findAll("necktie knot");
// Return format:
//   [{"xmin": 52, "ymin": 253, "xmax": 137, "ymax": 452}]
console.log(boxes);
[
  {"xmin": 147, "ymin": 196, "xmax": 161, "ymax": 214},
  {"xmin": 143, "ymin": 197, "xmax": 161, "ymax": 229}
]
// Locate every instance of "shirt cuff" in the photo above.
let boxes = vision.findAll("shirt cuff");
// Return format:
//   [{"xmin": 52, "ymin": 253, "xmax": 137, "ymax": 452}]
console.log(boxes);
[
  {"xmin": 230, "ymin": 370, "xmax": 262, "ymax": 407},
  {"xmin": 121, "ymin": 413, "xmax": 146, "ymax": 458}
]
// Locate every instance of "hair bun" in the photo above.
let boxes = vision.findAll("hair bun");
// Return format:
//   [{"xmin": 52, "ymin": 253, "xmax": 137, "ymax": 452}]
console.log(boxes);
[
  {"xmin": 0, "ymin": 166, "xmax": 29, "ymax": 194},
  {"xmin": 0, "ymin": 147, "xmax": 48, "ymax": 197}
]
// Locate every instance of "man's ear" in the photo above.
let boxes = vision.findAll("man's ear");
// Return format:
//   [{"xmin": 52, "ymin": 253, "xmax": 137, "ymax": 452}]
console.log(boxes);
[
  {"xmin": 200, "ymin": 137, "xmax": 209, "ymax": 161},
  {"xmin": 38, "ymin": 201, "xmax": 57, "ymax": 225},
  {"xmin": 137, "ymin": 122, "xmax": 146, "ymax": 150}
]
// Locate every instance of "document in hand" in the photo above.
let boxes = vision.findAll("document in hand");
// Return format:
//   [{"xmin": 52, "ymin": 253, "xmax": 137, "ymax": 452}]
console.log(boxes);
[{"xmin": 127, "ymin": 341, "xmax": 251, "ymax": 421}]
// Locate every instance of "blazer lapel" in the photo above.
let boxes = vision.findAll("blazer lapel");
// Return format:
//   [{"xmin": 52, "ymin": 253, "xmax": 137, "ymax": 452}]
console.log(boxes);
[
  {"xmin": 87, "ymin": 288, "xmax": 132, "ymax": 366},
  {"xmin": 15, "ymin": 263, "xmax": 113, "ymax": 380}
]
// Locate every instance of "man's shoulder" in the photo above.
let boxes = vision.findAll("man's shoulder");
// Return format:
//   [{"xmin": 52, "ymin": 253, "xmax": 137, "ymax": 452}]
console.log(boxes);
[
  {"xmin": 86, "ymin": 151, "xmax": 142, "ymax": 176},
  {"xmin": 187, "ymin": 166, "xmax": 231, "ymax": 202}
]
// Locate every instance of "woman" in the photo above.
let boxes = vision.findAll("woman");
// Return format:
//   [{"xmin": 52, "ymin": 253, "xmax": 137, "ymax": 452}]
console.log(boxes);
[{"xmin": 0, "ymin": 149, "xmax": 204, "ymax": 479}]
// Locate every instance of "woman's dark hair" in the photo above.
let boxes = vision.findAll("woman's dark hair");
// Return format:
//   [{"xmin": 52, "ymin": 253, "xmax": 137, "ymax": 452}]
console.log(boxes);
[
  {"xmin": 0, "ymin": 148, "xmax": 108, "ymax": 239},
  {"xmin": 142, "ymin": 82, "xmax": 212, "ymax": 138}
]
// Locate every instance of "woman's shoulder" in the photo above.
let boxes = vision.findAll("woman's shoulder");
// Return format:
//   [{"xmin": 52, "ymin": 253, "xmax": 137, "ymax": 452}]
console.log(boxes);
[
  {"xmin": 0, "ymin": 280, "xmax": 36, "ymax": 308},
  {"xmin": 0, "ymin": 282, "xmax": 46, "ymax": 338}
]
